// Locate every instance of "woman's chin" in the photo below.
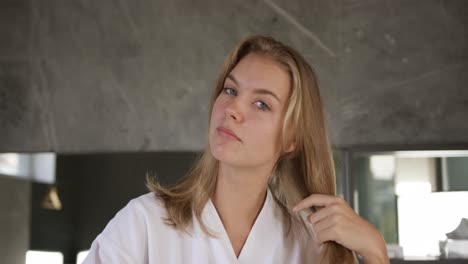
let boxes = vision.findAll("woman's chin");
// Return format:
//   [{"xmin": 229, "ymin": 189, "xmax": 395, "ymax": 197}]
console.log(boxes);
[
  {"xmin": 210, "ymin": 146, "xmax": 230, "ymax": 161},
  {"xmin": 210, "ymin": 146, "xmax": 241, "ymax": 165}
]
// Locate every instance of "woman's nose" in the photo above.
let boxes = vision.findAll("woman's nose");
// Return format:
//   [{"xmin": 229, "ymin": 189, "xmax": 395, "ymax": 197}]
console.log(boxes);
[{"xmin": 225, "ymin": 100, "xmax": 244, "ymax": 122}]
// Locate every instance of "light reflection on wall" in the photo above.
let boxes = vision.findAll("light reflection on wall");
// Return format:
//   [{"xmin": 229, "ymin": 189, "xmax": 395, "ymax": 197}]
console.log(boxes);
[
  {"xmin": 0, "ymin": 153, "xmax": 56, "ymax": 184},
  {"xmin": 25, "ymin": 250, "xmax": 63, "ymax": 264}
]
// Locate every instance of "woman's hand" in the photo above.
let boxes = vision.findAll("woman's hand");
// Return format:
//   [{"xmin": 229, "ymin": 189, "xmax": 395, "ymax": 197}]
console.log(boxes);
[{"xmin": 293, "ymin": 194, "xmax": 389, "ymax": 264}]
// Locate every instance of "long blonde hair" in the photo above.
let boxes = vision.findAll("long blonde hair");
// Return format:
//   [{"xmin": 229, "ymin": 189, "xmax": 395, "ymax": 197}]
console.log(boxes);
[{"xmin": 147, "ymin": 35, "xmax": 356, "ymax": 263}]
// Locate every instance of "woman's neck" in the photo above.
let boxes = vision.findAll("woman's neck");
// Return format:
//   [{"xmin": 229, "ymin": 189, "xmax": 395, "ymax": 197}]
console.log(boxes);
[
  {"xmin": 212, "ymin": 162, "xmax": 272, "ymax": 228},
  {"xmin": 211, "ymin": 162, "xmax": 274, "ymax": 257}
]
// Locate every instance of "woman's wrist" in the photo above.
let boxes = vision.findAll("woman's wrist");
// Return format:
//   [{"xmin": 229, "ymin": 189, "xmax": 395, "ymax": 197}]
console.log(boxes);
[
  {"xmin": 361, "ymin": 244, "xmax": 389, "ymax": 263},
  {"xmin": 362, "ymin": 252, "xmax": 389, "ymax": 264},
  {"xmin": 360, "ymin": 232, "xmax": 389, "ymax": 264}
]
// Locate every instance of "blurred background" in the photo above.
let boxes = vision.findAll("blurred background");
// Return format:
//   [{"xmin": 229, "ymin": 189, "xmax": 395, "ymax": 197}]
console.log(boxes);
[{"xmin": 0, "ymin": 0, "xmax": 467, "ymax": 263}]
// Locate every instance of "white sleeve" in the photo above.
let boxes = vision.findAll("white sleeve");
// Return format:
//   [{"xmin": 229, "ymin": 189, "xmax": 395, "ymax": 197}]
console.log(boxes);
[{"xmin": 82, "ymin": 198, "xmax": 149, "ymax": 264}]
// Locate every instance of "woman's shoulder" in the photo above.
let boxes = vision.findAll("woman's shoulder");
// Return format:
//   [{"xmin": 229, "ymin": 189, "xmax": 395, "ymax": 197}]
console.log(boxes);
[
  {"xmin": 129, "ymin": 191, "xmax": 165, "ymax": 209},
  {"xmin": 121, "ymin": 191, "xmax": 168, "ymax": 221},
  {"xmin": 90, "ymin": 191, "xmax": 169, "ymax": 243},
  {"xmin": 83, "ymin": 192, "xmax": 169, "ymax": 263},
  {"xmin": 98, "ymin": 192, "xmax": 167, "ymax": 232}
]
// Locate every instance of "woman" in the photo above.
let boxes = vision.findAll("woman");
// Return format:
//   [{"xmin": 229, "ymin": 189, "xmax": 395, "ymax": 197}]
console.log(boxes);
[{"xmin": 84, "ymin": 35, "xmax": 388, "ymax": 263}]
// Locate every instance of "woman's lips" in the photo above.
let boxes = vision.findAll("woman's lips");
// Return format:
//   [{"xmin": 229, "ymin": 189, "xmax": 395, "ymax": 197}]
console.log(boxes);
[{"xmin": 217, "ymin": 126, "xmax": 241, "ymax": 141}]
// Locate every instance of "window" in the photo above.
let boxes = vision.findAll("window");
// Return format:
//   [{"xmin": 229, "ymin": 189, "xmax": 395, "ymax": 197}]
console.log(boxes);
[{"xmin": 351, "ymin": 150, "xmax": 468, "ymax": 259}]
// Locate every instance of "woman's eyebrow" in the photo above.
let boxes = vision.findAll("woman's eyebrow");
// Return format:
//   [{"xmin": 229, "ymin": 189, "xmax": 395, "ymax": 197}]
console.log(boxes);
[
  {"xmin": 252, "ymin": 88, "xmax": 280, "ymax": 102},
  {"xmin": 226, "ymin": 74, "xmax": 280, "ymax": 102}
]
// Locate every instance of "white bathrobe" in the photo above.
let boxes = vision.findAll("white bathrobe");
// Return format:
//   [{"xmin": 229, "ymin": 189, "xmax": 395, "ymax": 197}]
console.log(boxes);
[{"xmin": 83, "ymin": 188, "xmax": 321, "ymax": 263}]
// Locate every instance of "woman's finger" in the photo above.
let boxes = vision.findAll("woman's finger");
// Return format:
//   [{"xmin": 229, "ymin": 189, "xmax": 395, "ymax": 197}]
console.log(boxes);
[
  {"xmin": 292, "ymin": 194, "xmax": 343, "ymax": 213},
  {"xmin": 313, "ymin": 212, "xmax": 354, "ymax": 233},
  {"xmin": 312, "ymin": 215, "xmax": 335, "ymax": 234},
  {"xmin": 307, "ymin": 203, "xmax": 350, "ymax": 224},
  {"xmin": 306, "ymin": 205, "xmax": 332, "ymax": 225},
  {"xmin": 315, "ymin": 225, "xmax": 342, "ymax": 244}
]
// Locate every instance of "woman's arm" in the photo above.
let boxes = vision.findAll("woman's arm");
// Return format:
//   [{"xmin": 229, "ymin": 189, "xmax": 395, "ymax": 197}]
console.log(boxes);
[{"xmin": 293, "ymin": 194, "xmax": 389, "ymax": 264}]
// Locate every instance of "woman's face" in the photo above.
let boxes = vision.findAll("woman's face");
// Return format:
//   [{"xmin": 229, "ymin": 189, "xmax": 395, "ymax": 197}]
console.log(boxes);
[{"xmin": 209, "ymin": 53, "xmax": 291, "ymax": 169}]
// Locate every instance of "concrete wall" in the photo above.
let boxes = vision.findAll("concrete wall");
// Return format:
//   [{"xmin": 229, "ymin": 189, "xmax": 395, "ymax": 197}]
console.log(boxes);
[
  {"xmin": 1, "ymin": 0, "xmax": 467, "ymax": 153},
  {"xmin": 0, "ymin": 176, "xmax": 31, "ymax": 264}
]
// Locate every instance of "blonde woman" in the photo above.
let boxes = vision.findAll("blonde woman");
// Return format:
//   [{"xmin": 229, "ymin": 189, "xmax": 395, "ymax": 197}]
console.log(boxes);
[{"xmin": 84, "ymin": 35, "xmax": 388, "ymax": 264}]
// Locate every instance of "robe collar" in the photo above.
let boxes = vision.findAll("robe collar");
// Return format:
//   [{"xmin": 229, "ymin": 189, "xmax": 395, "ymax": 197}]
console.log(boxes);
[{"xmin": 199, "ymin": 187, "xmax": 285, "ymax": 262}]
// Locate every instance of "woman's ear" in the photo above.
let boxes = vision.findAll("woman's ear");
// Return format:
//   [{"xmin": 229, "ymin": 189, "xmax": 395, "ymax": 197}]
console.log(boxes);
[{"xmin": 285, "ymin": 141, "xmax": 295, "ymax": 153}]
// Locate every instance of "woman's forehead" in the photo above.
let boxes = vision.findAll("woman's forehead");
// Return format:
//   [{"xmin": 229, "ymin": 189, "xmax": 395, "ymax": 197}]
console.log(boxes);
[{"xmin": 226, "ymin": 54, "xmax": 291, "ymax": 101}]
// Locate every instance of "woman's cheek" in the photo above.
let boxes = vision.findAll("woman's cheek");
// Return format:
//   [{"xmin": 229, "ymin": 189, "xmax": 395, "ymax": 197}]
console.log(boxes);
[
  {"xmin": 212, "ymin": 98, "xmax": 226, "ymax": 117},
  {"xmin": 255, "ymin": 119, "xmax": 277, "ymax": 137}
]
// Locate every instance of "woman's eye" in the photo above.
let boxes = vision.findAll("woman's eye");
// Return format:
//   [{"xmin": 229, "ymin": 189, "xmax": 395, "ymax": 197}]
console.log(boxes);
[
  {"xmin": 223, "ymin": 88, "xmax": 237, "ymax": 95},
  {"xmin": 255, "ymin": 101, "xmax": 270, "ymax": 110}
]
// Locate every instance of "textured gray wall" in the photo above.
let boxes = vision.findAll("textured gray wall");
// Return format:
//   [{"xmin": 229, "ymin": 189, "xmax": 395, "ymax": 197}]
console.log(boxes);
[
  {"xmin": 0, "ymin": 176, "xmax": 31, "ymax": 264},
  {"xmin": 1, "ymin": 0, "xmax": 467, "ymax": 152}
]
